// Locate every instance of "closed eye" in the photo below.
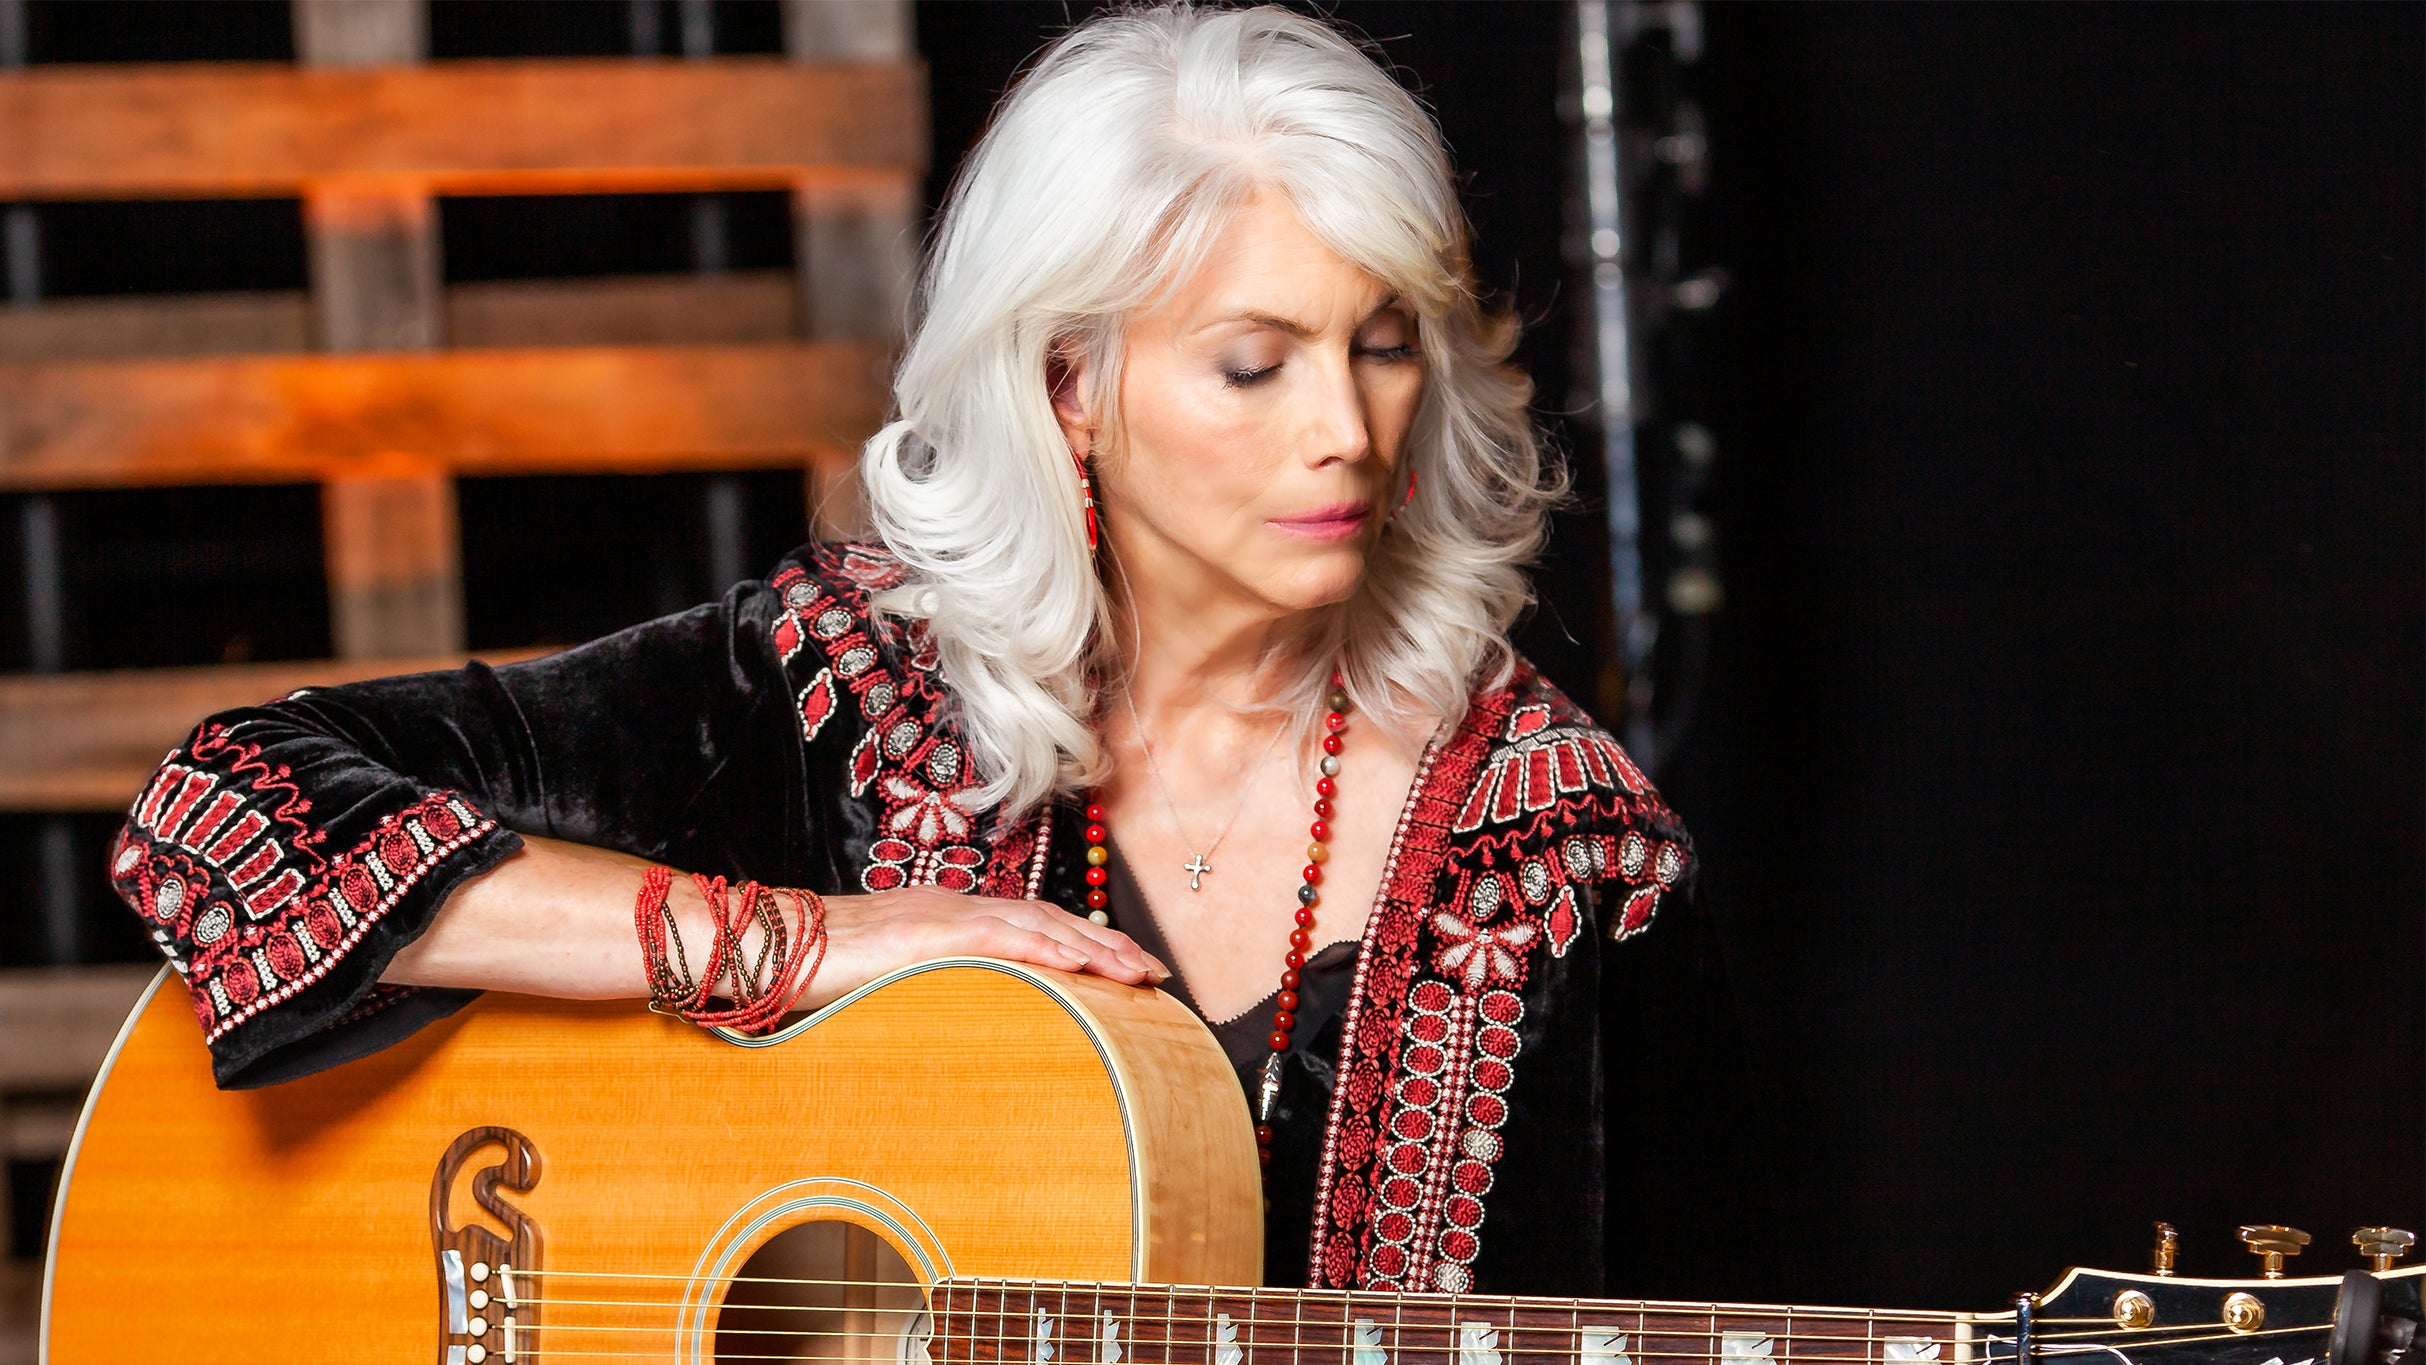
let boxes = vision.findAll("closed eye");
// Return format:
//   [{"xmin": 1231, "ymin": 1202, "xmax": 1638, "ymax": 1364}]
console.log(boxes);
[{"xmin": 1223, "ymin": 363, "xmax": 1279, "ymax": 389}]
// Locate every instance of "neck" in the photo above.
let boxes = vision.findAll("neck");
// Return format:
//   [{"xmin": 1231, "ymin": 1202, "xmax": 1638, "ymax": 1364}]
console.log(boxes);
[
  {"xmin": 1107, "ymin": 539, "xmax": 1324, "ymax": 731},
  {"xmin": 929, "ymin": 1277, "xmax": 1976, "ymax": 1365}
]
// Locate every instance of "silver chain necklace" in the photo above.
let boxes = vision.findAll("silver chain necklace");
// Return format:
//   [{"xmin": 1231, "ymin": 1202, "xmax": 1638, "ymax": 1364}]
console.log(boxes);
[{"xmin": 1120, "ymin": 689, "xmax": 1289, "ymax": 891}]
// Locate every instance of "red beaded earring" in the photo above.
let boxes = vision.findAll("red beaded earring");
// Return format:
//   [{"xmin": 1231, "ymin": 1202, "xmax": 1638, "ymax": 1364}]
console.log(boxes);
[
  {"xmin": 1386, "ymin": 464, "xmax": 1418, "ymax": 524},
  {"xmin": 1071, "ymin": 448, "xmax": 1098, "ymax": 550}
]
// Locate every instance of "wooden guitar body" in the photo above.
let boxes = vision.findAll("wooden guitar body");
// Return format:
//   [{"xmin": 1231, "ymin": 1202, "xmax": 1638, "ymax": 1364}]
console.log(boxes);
[{"xmin": 41, "ymin": 958, "xmax": 1263, "ymax": 1364}]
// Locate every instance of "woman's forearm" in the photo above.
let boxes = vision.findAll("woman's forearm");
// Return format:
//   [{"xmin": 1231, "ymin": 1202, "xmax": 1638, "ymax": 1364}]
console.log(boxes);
[
  {"xmin": 381, "ymin": 834, "xmax": 1169, "ymax": 1006},
  {"xmin": 380, "ymin": 834, "xmax": 688, "ymax": 998}
]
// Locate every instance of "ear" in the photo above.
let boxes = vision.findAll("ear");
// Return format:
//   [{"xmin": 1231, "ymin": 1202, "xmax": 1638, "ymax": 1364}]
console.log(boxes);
[{"xmin": 1045, "ymin": 337, "xmax": 1096, "ymax": 458}]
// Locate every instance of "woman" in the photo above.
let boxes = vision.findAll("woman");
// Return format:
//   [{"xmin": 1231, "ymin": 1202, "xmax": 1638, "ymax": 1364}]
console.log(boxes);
[{"xmin": 108, "ymin": 3, "xmax": 1693, "ymax": 1297}]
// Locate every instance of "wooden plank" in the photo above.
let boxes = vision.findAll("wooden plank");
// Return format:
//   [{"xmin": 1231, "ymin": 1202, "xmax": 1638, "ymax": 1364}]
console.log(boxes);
[
  {"xmin": 0, "ymin": 651, "xmax": 546, "ymax": 810},
  {"xmin": 293, "ymin": 0, "xmax": 425, "ymax": 65},
  {"xmin": 323, "ymin": 470, "xmax": 462, "ymax": 657},
  {"xmin": 0, "ymin": 290, "xmax": 311, "ymax": 360},
  {"xmin": 304, "ymin": 186, "xmax": 441, "ymax": 351},
  {"xmin": 784, "ymin": 0, "xmax": 911, "ymax": 61},
  {"xmin": 0, "ymin": 58, "xmax": 927, "ymax": 198},
  {"xmin": 4, "ymin": 1095, "xmax": 82, "ymax": 1159},
  {"xmin": 299, "ymin": 0, "xmax": 460, "ymax": 659},
  {"xmin": 0, "ymin": 965, "xmax": 156, "ymax": 1091},
  {"xmin": 0, "ymin": 341, "xmax": 888, "ymax": 488},
  {"xmin": 0, "ymin": 1258, "xmax": 31, "ymax": 1365},
  {"xmin": 0, "ymin": 273, "xmax": 797, "ymax": 360},
  {"xmin": 794, "ymin": 170, "xmax": 916, "ymax": 341},
  {"xmin": 447, "ymin": 269, "xmax": 794, "ymax": 347}
]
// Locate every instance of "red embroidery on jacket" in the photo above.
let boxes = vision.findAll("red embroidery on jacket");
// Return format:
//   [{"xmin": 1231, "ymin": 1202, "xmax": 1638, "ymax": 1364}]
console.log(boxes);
[
  {"xmin": 114, "ymin": 780, "xmax": 497, "ymax": 1043},
  {"xmin": 1305, "ymin": 667, "xmax": 1688, "ymax": 1292},
  {"xmin": 772, "ymin": 549, "xmax": 990, "ymax": 895}
]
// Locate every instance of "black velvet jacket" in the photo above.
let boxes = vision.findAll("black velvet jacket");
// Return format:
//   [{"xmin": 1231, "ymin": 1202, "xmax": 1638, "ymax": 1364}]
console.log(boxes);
[{"xmin": 108, "ymin": 541, "xmax": 1700, "ymax": 1297}]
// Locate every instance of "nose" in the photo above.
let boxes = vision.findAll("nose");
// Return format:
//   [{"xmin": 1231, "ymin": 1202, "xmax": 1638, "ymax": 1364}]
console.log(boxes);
[{"xmin": 1301, "ymin": 350, "xmax": 1373, "ymax": 468}]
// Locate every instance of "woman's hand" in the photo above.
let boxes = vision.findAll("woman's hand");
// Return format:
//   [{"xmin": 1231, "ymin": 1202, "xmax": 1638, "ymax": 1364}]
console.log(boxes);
[{"xmin": 803, "ymin": 887, "xmax": 1169, "ymax": 1010}]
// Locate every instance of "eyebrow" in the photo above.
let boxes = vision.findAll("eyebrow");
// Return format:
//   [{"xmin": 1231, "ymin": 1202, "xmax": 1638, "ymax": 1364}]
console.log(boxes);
[{"xmin": 1200, "ymin": 293, "xmax": 1405, "ymax": 340}]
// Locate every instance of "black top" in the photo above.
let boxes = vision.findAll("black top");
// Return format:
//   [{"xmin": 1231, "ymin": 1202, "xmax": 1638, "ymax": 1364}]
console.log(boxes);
[{"xmin": 1100, "ymin": 839, "xmax": 1359, "ymax": 1286}]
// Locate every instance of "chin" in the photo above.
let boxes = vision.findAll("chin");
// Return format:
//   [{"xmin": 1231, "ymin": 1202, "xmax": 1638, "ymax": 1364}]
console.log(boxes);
[{"xmin": 1254, "ymin": 540, "xmax": 1372, "ymax": 614}]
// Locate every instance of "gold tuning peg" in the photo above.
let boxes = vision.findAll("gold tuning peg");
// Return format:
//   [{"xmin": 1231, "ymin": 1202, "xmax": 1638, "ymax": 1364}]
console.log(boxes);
[
  {"xmin": 2151, "ymin": 1223, "xmax": 2179, "ymax": 1277},
  {"xmin": 2238, "ymin": 1225, "xmax": 2311, "ymax": 1278},
  {"xmin": 2355, "ymin": 1227, "xmax": 2416, "ymax": 1271}
]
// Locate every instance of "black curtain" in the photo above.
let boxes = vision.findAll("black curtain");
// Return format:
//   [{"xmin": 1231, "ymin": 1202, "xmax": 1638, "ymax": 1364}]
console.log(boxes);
[{"xmin": 922, "ymin": 0, "xmax": 2425, "ymax": 1309}]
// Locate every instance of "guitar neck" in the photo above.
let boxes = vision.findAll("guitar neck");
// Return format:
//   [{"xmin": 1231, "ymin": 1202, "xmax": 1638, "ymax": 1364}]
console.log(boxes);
[{"xmin": 935, "ymin": 1280, "xmax": 1981, "ymax": 1365}]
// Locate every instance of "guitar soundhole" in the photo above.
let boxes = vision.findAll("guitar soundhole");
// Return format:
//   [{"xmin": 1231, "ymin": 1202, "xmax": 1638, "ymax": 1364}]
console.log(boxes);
[{"xmin": 717, "ymin": 1220, "xmax": 928, "ymax": 1365}]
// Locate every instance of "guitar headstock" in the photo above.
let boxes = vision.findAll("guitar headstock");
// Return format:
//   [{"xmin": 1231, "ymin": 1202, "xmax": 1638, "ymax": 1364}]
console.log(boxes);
[{"xmin": 2013, "ymin": 1226, "xmax": 2421, "ymax": 1365}]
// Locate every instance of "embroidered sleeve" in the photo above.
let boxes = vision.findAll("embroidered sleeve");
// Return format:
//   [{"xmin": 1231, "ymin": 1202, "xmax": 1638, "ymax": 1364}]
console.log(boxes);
[
  {"xmin": 112, "ymin": 706, "xmax": 518, "ymax": 1089},
  {"xmin": 109, "ymin": 574, "xmax": 809, "ymax": 1090}
]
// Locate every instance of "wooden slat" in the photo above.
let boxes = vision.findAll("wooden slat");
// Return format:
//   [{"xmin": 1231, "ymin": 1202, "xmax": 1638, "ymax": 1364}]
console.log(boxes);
[
  {"xmin": 0, "ymin": 341, "xmax": 889, "ymax": 488},
  {"xmin": 4, "ymin": 1096, "xmax": 82, "ymax": 1159},
  {"xmin": 0, "ymin": 291, "xmax": 311, "ymax": 360},
  {"xmin": 447, "ymin": 269, "xmax": 794, "ymax": 346},
  {"xmin": 305, "ymin": 185, "xmax": 441, "ymax": 351},
  {"xmin": 324, "ymin": 471, "xmax": 463, "ymax": 657},
  {"xmin": 0, "ymin": 1257, "xmax": 33, "ymax": 1365},
  {"xmin": 299, "ymin": 0, "xmax": 462, "ymax": 659},
  {"xmin": 293, "ymin": 0, "xmax": 425, "ymax": 66},
  {"xmin": 0, "ymin": 273, "xmax": 797, "ymax": 360},
  {"xmin": 0, "ymin": 58, "xmax": 927, "ymax": 198},
  {"xmin": 794, "ymin": 174, "xmax": 916, "ymax": 341},
  {"xmin": 0, "ymin": 651, "xmax": 546, "ymax": 810},
  {"xmin": 0, "ymin": 965, "xmax": 156, "ymax": 1090}
]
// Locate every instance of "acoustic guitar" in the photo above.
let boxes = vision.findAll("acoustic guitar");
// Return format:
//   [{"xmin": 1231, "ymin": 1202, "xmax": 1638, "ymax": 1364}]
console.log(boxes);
[{"xmin": 38, "ymin": 959, "xmax": 2421, "ymax": 1365}]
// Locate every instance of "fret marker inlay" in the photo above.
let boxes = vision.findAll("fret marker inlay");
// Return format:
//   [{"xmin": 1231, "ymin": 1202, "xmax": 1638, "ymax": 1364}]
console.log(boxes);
[
  {"xmin": 1886, "ymin": 1339, "xmax": 1940, "ymax": 1363},
  {"xmin": 1101, "ymin": 1313, "xmax": 1123, "ymax": 1365},
  {"xmin": 1583, "ymin": 1329, "xmax": 1631, "ymax": 1365},
  {"xmin": 1722, "ymin": 1332, "xmax": 1775, "ymax": 1365},
  {"xmin": 1215, "ymin": 1312, "xmax": 1243, "ymax": 1365},
  {"xmin": 1035, "ymin": 1312, "xmax": 1057, "ymax": 1364},
  {"xmin": 1352, "ymin": 1318, "xmax": 1389, "ymax": 1365},
  {"xmin": 1459, "ymin": 1323, "xmax": 1503, "ymax": 1365}
]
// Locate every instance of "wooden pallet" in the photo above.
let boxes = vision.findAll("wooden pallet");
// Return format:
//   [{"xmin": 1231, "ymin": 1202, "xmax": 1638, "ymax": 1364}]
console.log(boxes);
[
  {"xmin": 0, "ymin": 0, "xmax": 920, "ymax": 659},
  {"xmin": 0, "ymin": 0, "xmax": 920, "ymax": 1209}
]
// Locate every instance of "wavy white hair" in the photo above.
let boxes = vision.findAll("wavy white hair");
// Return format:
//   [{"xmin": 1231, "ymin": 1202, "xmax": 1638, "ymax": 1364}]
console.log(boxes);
[{"xmin": 859, "ymin": 1, "xmax": 1561, "ymax": 821}]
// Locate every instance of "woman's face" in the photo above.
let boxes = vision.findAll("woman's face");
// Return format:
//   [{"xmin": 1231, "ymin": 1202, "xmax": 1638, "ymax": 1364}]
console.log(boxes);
[{"xmin": 1057, "ymin": 187, "xmax": 1427, "ymax": 620}]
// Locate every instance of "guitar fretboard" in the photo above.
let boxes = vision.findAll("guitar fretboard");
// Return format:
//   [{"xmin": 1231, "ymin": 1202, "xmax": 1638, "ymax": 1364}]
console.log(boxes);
[{"xmin": 933, "ymin": 1281, "xmax": 1983, "ymax": 1365}]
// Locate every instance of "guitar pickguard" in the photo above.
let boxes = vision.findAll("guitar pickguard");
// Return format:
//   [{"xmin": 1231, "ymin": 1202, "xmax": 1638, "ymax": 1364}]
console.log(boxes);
[{"xmin": 430, "ymin": 1126, "xmax": 543, "ymax": 1365}]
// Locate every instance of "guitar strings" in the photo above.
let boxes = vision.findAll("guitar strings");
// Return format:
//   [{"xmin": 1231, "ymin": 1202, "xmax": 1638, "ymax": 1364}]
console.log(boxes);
[
  {"xmin": 499, "ymin": 1302, "xmax": 2305, "ymax": 1361},
  {"xmin": 504, "ymin": 1279, "xmax": 2247, "ymax": 1346},
  {"xmin": 515, "ymin": 1267, "xmax": 2258, "ymax": 1341},
  {"xmin": 499, "ymin": 1322, "xmax": 2330, "ymax": 1365},
  {"xmin": 511, "ymin": 1296, "xmax": 1999, "ymax": 1348},
  {"xmin": 516, "ymin": 1270, "xmax": 1985, "ymax": 1327}
]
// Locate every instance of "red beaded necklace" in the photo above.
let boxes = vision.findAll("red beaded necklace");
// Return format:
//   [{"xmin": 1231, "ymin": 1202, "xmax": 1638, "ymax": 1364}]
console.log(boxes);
[{"xmin": 1083, "ymin": 670, "xmax": 1351, "ymax": 1178}]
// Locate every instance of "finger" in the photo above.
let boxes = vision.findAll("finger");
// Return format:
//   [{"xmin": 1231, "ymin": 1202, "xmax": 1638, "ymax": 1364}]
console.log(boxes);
[
  {"xmin": 999, "ymin": 911, "xmax": 1157, "ymax": 984},
  {"xmin": 986, "ymin": 923, "xmax": 1089, "ymax": 972},
  {"xmin": 996, "ymin": 898, "xmax": 1142, "ymax": 969},
  {"xmin": 1035, "ymin": 902, "xmax": 1159, "ymax": 973}
]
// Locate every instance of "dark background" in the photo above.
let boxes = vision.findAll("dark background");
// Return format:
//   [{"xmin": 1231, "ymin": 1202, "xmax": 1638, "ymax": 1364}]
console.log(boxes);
[{"xmin": 3, "ymin": 0, "xmax": 2418, "ymax": 1315}]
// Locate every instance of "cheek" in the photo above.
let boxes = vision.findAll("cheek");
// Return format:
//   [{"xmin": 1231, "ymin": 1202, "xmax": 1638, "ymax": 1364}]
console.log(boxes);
[
  {"xmin": 1116, "ymin": 368, "xmax": 1277, "ymax": 509},
  {"xmin": 1367, "ymin": 370, "xmax": 1428, "ymax": 454}
]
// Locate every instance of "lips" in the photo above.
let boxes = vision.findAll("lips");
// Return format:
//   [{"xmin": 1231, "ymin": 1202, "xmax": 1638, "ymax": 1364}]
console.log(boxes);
[{"xmin": 1268, "ymin": 501, "xmax": 1373, "ymax": 541}]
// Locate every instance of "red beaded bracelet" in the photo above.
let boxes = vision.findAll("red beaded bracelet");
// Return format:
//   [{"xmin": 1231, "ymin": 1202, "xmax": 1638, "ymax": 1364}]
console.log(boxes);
[{"xmin": 635, "ymin": 867, "xmax": 828, "ymax": 1035}]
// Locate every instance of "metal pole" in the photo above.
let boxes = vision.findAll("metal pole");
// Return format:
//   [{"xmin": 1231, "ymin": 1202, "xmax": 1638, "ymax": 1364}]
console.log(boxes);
[{"xmin": 1576, "ymin": 0, "xmax": 1656, "ymax": 763}]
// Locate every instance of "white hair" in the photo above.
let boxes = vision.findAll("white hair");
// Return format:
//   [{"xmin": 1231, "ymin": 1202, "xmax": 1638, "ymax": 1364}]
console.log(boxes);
[{"xmin": 859, "ymin": 1, "xmax": 1562, "ymax": 821}]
